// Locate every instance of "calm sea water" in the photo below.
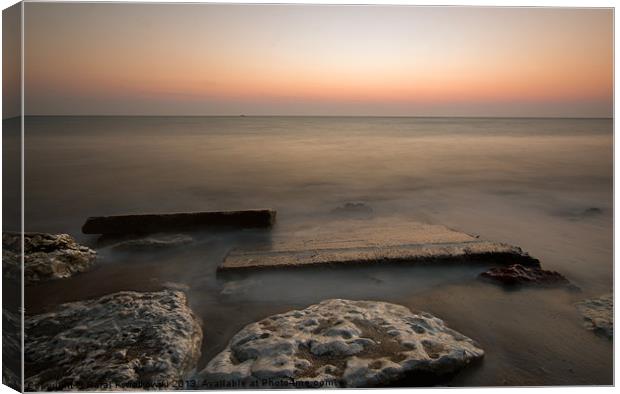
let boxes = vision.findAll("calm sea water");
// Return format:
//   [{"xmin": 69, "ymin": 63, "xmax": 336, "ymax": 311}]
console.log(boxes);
[{"xmin": 14, "ymin": 116, "xmax": 613, "ymax": 386}]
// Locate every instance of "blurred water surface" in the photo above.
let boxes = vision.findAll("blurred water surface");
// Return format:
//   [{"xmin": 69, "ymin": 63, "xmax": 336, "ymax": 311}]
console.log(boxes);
[{"xmin": 18, "ymin": 116, "xmax": 613, "ymax": 386}]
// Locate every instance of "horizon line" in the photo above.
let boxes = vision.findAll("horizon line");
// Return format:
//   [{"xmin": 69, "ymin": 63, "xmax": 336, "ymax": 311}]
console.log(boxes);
[{"xmin": 4, "ymin": 115, "xmax": 614, "ymax": 120}]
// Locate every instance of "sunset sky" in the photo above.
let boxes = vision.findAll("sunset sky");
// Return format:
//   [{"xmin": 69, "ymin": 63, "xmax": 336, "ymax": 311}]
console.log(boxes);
[{"xmin": 22, "ymin": 3, "xmax": 613, "ymax": 117}]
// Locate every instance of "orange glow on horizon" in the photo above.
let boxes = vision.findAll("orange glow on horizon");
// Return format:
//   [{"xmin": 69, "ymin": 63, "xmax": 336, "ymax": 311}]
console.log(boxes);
[{"xmin": 23, "ymin": 4, "xmax": 613, "ymax": 117}]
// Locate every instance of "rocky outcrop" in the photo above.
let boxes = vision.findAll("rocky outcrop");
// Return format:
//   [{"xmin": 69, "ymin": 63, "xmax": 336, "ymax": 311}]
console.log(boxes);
[
  {"xmin": 3, "ymin": 232, "xmax": 96, "ymax": 285},
  {"xmin": 575, "ymin": 294, "xmax": 613, "ymax": 339},
  {"xmin": 198, "ymin": 299, "xmax": 483, "ymax": 388},
  {"xmin": 479, "ymin": 264, "xmax": 577, "ymax": 290},
  {"xmin": 25, "ymin": 290, "xmax": 202, "ymax": 391},
  {"xmin": 106, "ymin": 234, "xmax": 194, "ymax": 252}
]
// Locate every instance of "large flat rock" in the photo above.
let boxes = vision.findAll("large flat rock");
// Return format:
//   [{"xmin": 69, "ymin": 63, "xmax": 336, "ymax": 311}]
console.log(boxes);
[
  {"xmin": 82, "ymin": 209, "xmax": 276, "ymax": 235},
  {"xmin": 25, "ymin": 290, "xmax": 202, "ymax": 391},
  {"xmin": 220, "ymin": 220, "xmax": 538, "ymax": 272},
  {"xmin": 198, "ymin": 299, "xmax": 484, "ymax": 388}
]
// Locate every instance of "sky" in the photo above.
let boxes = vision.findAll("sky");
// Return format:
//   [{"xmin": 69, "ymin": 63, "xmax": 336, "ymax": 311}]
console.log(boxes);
[
  {"xmin": 18, "ymin": 3, "xmax": 614, "ymax": 117},
  {"xmin": 3, "ymin": 2, "xmax": 21, "ymax": 119}
]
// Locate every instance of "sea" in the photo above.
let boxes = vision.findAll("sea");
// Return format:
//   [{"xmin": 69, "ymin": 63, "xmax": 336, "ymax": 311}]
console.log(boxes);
[{"xmin": 6, "ymin": 116, "xmax": 613, "ymax": 386}]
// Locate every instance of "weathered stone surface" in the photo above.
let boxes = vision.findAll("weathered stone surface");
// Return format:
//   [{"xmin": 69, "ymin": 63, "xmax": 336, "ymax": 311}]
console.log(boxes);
[
  {"xmin": 25, "ymin": 290, "xmax": 202, "ymax": 391},
  {"xmin": 220, "ymin": 220, "xmax": 539, "ymax": 272},
  {"xmin": 2, "ymin": 365, "xmax": 20, "ymax": 393},
  {"xmin": 107, "ymin": 234, "xmax": 194, "ymax": 252},
  {"xmin": 198, "ymin": 299, "xmax": 483, "ymax": 388},
  {"xmin": 3, "ymin": 232, "xmax": 96, "ymax": 285},
  {"xmin": 82, "ymin": 209, "xmax": 276, "ymax": 235},
  {"xmin": 3, "ymin": 309, "xmax": 22, "ymax": 392},
  {"xmin": 575, "ymin": 294, "xmax": 613, "ymax": 339},
  {"xmin": 479, "ymin": 264, "xmax": 577, "ymax": 290}
]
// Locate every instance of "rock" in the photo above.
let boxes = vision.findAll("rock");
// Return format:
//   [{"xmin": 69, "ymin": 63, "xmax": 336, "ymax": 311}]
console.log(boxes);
[
  {"xmin": 220, "ymin": 220, "xmax": 539, "ymax": 272},
  {"xmin": 82, "ymin": 209, "xmax": 276, "ymax": 235},
  {"xmin": 3, "ymin": 309, "xmax": 22, "ymax": 392},
  {"xmin": 575, "ymin": 294, "xmax": 613, "ymax": 339},
  {"xmin": 161, "ymin": 281, "xmax": 191, "ymax": 291},
  {"xmin": 332, "ymin": 202, "xmax": 374, "ymax": 218},
  {"xmin": 558, "ymin": 207, "xmax": 604, "ymax": 221},
  {"xmin": 25, "ymin": 290, "xmax": 202, "ymax": 391},
  {"xmin": 582, "ymin": 207, "xmax": 603, "ymax": 216},
  {"xmin": 479, "ymin": 264, "xmax": 577, "ymax": 290},
  {"xmin": 107, "ymin": 234, "xmax": 194, "ymax": 252},
  {"xmin": 220, "ymin": 279, "xmax": 259, "ymax": 296},
  {"xmin": 3, "ymin": 232, "xmax": 96, "ymax": 285},
  {"xmin": 2, "ymin": 365, "xmax": 20, "ymax": 393},
  {"xmin": 198, "ymin": 299, "xmax": 483, "ymax": 388}
]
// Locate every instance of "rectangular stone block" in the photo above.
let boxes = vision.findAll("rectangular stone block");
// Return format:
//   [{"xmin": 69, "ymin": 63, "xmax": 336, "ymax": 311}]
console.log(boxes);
[
  {"xmin": 219, "ymin": 221, "xmax": 539, "ymax": 272},
  {"xmin": 82, "ymin": 209, "xmax": 276, "ymax": 234}
]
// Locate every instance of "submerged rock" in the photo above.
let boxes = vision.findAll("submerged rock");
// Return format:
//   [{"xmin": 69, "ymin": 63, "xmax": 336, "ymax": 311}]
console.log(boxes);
[
  {"xmin": 220, "ymin": 278, "xmax": 260, "ymax": 296},
  {"xmin": 479, "ymin": 264, "xmax": 577, "ymax": 290},
  {"xmin": 556, "ymin": 206, "xmax": 604, "ymax": 221},
  {"xmin": 332, "ymin": 202, "xmax": 374, "ymax": 218},
  {"xmin": 582, "ymin": 207, "xmax": 603, "ymax": 216},
  {"xmin": 575, "ymin": 294, "xmax": 613, "ymax": 339},
  {"xmin": 198, "ymin": 299, "xmax": 483, "ymax": 388},
  {"xmin": 161, "ymin": 281, "xmax": 191, "ymax": 291},
  {"xmin": 25, "ymin": 290, "xmax": 202, "ymax": 391},
  {"xmin": 3, "ymin": 232, "xmax": 96, "ymax": 285},
  {"xmin": 107, "ymin": 233, "xmax": 194, "ymax": 252}
]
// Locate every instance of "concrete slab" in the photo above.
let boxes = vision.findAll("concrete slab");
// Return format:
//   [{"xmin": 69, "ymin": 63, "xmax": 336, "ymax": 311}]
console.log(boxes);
[
  {"xmin": 82, "ymin": 209, "xmax": 276, "ymax": 234},
  {"xmin": 219, "ymin": 219, "xmax": 539, "ymax": 272}
]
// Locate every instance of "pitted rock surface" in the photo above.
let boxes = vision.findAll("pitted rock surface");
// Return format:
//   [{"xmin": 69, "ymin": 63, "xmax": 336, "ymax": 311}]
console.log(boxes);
[
  {"xmin": 575, "ymin": 294, "xmax": 613, "ymax": 339},
  {"xmin": 3, "ymin": 232, "xmax": 96, "ymax": 285},
  {"xmin": 479, "ymin": 264, "xmax": 576, "ymax": 290},
  {"xmin": 25, "ymin": 290, "xmax": 202, "ymax": 391},
  {"xmin": 199, "ymin": 299, "xmax": 483, "ymax": 388}
]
